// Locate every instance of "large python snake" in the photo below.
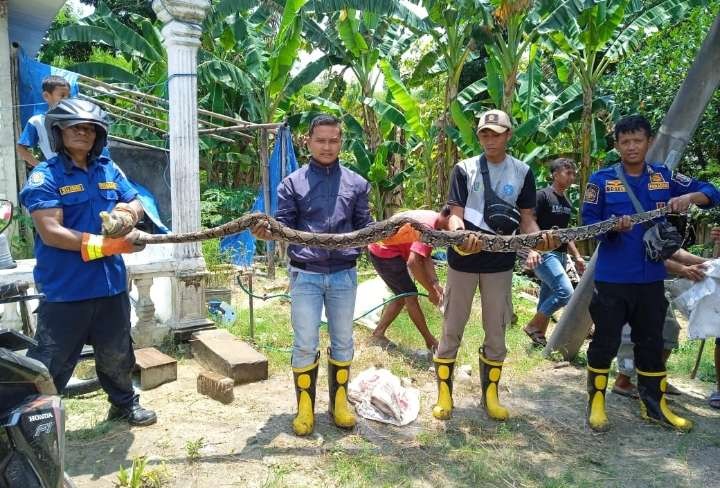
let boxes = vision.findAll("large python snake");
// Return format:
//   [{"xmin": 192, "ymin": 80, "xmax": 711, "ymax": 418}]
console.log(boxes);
[{"xmin": 131, "ymin": 207, "xmax": 670, "ymax": 252}]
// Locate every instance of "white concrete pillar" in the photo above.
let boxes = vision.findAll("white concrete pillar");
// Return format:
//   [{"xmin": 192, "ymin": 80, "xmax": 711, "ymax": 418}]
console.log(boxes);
[{"xmin": 152, "ymin": 0, "xmax": 214, "ymax": 338}]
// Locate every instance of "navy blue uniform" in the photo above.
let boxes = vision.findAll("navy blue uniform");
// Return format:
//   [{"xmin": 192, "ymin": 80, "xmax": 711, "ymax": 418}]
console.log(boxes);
[
  {"xmin": 581, "ymin": 163, "xmax": 720, "ymax": 371},
  {"xmin": 19, "ymin": 153, "xmax": 139, "ymax": 406}
]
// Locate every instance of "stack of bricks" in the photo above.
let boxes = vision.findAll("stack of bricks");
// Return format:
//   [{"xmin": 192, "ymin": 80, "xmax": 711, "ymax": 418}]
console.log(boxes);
[{"xmin": 197, "ymin": 370, "xmax": 234, "ymax": 404}]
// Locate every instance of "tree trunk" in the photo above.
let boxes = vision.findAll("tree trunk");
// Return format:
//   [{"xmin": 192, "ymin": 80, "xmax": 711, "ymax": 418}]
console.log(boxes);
[
  {"xmin": 362, "ymin": 83, "xmax": 380, "ymax": 153},
  {"xmin": 501, "ymin": 68, "xmax": 517, "ymax": 116},
  {"xmin": 578, "ymin": 85, "xmax": 594, "ymax": 224},
  {"xmin": 383, "ymin": 126, "xmax": 405, "ymax": 217},
  {"xmin": 439, "ymin": 81, "xmax": 459, "ymax": 205}
]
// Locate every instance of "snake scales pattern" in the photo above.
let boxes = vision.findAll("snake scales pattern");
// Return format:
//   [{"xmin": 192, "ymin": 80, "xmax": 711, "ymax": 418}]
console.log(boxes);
[{"xmin": 132, "ymin": 207, "xmax": 670, "ymax": 252}]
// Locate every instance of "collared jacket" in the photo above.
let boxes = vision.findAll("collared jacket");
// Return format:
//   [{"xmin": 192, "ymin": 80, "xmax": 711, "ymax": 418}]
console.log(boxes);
[
  {"xmin": 275, "ymin": 159, "xmax": 372, "ymax": 273},
  {"xmin": 19, "ymin": 152, "xmax": 138, "ymax": 302},
  {"xmin": 581, "ymin": 162, "xmax": 720, "ymax": 284}
]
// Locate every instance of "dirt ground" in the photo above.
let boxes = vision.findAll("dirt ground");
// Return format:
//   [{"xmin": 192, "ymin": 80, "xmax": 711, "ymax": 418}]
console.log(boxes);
[{"xmin": 65, "ymin": 334, "xmax": 720, "ymax": 488}]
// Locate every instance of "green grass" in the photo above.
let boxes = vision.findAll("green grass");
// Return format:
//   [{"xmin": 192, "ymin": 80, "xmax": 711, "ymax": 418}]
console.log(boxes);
[
  {"xmin": 667, "ymin": 338, "xmax": 717, "ymax": 383},
  {"xmin": 224, "ymin": 269, "xmax": 547, "ymax": 373}
]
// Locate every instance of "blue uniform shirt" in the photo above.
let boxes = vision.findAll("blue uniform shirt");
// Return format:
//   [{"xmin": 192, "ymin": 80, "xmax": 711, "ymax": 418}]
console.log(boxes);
[
  {"xmin": 19, "ymin": 153, "xmax": 138, "ymax": 302},
  {"xmin": 582, "ymin": 162, "xmax": 720, "ymax": 284}
]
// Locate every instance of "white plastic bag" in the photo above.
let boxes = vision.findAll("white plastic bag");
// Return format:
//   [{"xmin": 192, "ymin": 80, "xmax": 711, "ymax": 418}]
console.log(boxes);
[
  {"xmin": 673, "ymin": 259, "xmax": 720, "ymax": 340},
  {"xmin": 347, "ymin": 367, "xmax": 420, "ymax": 426}
]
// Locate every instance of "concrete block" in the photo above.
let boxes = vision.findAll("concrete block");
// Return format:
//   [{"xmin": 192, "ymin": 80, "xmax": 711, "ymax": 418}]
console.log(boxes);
[
  {"xmin": 134, "ymin": 347, "xmax": 177, "ymax": 390},
  {"xmin": 197, "ymin": 370, "xmax": 234, "ymax": 404},
  {"xmin": 190, "ymin": 329, "xmax": 268, "ymax": 384}
]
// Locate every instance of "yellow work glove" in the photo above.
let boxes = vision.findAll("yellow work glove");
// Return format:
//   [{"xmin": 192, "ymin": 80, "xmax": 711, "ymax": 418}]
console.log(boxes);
[{"xmin": 100, "ymin": 202, "xmax": 139, "ymax": 237}]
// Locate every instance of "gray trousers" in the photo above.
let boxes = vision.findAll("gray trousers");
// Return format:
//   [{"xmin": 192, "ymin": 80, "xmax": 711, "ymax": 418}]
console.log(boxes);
[{"xmin": 437, "ymin": 267, "xmax": 513, "ymax": 362}]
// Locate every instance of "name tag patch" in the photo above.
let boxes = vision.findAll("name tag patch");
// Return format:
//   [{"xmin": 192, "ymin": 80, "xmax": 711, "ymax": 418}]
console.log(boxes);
[
  {"xmin": 648, "ymin": 182, "xmax": 670, "ymax": 190},
  {"xmin": 605, "ymin": 180, "xmax": 626, "ymax": 192},
  {"xmin": 59, "ymin": 184, "xmax": 84, "ymax": 195},
  {"xmin": 98, "ymin": 182, "xmax": 118, "ymax": 190}
]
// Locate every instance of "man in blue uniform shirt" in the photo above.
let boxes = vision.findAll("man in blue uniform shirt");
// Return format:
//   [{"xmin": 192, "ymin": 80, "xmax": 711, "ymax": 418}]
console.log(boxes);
[
  {"xmin": 19, "ymin": 99, "xmax": 156, "ymax": 426},
  {"xmin": 582, "ymin": 115, "xmax": 720, "ymax": 432}
]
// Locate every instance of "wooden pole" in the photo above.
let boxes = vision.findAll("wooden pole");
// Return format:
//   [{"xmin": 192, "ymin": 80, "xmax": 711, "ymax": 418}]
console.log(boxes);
[
  {"xmin": 79, "ymin": 80, "xmax": 254, "ymax": 141},
  {"xmin": 108, "ymin": 135, "xmax": 169, "ymax": 152},
  {"xmin": 259, "ymin": 128, "xmax": 275, "ymax": 279},
  {"xmin": 197, "ymin": 122, "xmax": 284, "ymax": 134}
]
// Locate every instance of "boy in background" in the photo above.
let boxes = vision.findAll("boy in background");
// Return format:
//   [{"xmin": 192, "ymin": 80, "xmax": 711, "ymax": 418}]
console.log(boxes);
[{"xmin": 17, "ymin": 75, "xmax": 71, "ymax": 168}]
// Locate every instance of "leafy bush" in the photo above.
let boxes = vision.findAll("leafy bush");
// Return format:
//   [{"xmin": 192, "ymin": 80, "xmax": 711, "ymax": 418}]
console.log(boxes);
[{"xmin": 200, "ymin": 186, "xmax": 255, "ymax": 228}]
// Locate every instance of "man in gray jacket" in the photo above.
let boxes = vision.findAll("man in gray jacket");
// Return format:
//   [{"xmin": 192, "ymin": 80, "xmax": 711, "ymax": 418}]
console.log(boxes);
[{"xmin": 254, "ymin": 115, "xmax": 372, "ymax": 436}]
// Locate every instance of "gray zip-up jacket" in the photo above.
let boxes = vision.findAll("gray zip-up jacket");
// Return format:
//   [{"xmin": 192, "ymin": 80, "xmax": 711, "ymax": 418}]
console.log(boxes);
[{"xmin": 275, "ymin": 159, "xmax": 372, "ymax": 273}]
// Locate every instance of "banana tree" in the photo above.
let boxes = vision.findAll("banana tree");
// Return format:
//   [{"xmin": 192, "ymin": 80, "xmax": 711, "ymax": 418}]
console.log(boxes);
[
  {"xmin": 403, "ymin": 0, "xmax": 482, "ymax": 202},
  {"xmin": 302, "ymin": 4, "xmax": 418, "ymax": 152},
  {"xmin": 380, "ymin": 60, "xmax": 446, "ymax": 207},
  {"xmin": 538, "ymin": 0, "xmax": 707, "ymax": 199}
]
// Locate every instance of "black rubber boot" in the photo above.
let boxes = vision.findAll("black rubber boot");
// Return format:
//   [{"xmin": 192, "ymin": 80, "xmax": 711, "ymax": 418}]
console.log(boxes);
[
  {"xmin": 107, "ymin": 396, "xmax": 157, "ymax": 427},
  {"xmin": 637, "ymin": 370, "xmax": 693, "ymax": 432},
  {"xmin": 327, "ymin": 348, "xmax": 356, "ymax": 429},
  {"xmin": 292, "ymin": 351, "xmax": 319, "ymax": 436},
  {"xmin": 587, "ymin": 366, "xmax": 610, "ymax": 432},
  {"xmin": 479, "ymin": 348, "xmax": 509, "ymax": 421},
  {"xmin": 432, "ymin": 356, "xmax": 455, "ymax": 420}
]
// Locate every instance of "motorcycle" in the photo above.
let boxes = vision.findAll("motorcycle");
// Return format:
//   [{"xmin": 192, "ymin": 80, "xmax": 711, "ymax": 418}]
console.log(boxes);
[{"xmin": 0, "ymin": 199, "xmax": 76, "ymax": 488}]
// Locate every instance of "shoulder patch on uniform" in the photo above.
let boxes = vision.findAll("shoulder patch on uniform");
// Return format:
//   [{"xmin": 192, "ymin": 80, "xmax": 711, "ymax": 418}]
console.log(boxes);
[
  {"xmin": 59, "ymin": 184, "xmax": 85, "ymax": 195},
  {"xmin": 672, "ymin": 172, "xmax": 692, "ymax": 187},
  {"xmin": 98, "ymin": 182, "xmax": 118, "ymax": 190},
  {"xmin": 650, "ymin": 173, "xmax": 666, "ymax": 183},
  {"xmin": 28, "ymin": 171, "xmax": 45, "ymax": 187},
  {"xmin": 605, "ymin": 180, "xmax": 626, "ymax": 192},
  {"xmin": 584, "ymin": 183, "xmax": 599, "ymax": 204}
]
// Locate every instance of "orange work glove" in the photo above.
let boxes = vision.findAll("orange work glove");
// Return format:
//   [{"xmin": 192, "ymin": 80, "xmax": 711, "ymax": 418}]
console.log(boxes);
[
  {"xmin": 80, "ymin": 232, "xmax": 144, "ymax": 262},
  {"xmin": 100, "ymin": 202, "xmax": 139, "ymax": 237},
  {"xmin": 378, "ymin": 223, "xmax": 422, "ymax": 246}
]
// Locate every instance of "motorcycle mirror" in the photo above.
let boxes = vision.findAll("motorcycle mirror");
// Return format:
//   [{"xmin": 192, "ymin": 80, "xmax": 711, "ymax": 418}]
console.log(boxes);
[{"xmin": 0, "ymin": 199, "xmax": 13, "ymax": 234}]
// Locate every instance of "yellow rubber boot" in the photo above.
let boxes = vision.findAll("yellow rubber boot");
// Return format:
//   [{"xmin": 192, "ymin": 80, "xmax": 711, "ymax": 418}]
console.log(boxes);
[
  {"xmin": 479, "ymin": 350, "xmax": 509, "ymax": 421},
  {"xmin": 328, "ymin": 352, "xmax": 356, "ymax": 429},
  {"xmin": 587, "ymin": 366, "xmax": 610, "ymax": 432},
  {"xmin": 637, "ymin": 370, "xmax": 693, "ymax": 432},
  {"xmin": 292, "ymin": 354, "xmax": 319, "ymax": 436},
  {"xmin": 432, "ymin": 357, "xmax": 455, "ymax": 420}
]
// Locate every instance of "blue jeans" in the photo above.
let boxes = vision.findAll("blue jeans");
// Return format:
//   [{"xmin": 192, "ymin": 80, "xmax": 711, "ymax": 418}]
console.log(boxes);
[
  {"xmin": 289, "ymin": 268, "xmax": 357, "ymax": 368},
  {"xmin": 533, "ymin": 251, "xmax": 573, "ymax": 316}
]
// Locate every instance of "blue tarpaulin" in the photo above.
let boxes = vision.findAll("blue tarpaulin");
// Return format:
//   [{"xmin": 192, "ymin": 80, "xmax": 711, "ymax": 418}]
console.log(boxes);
[
  {"xmin": 17, "ymin": 49, "xmax": 79, "ymax": 126},
  {"xmin": 220, "ymin": 125, "xmax": 298, "ymax": 266},
  {"xmin": 129, "ymin": 179, "xmax": 169, "ymax": 234}
]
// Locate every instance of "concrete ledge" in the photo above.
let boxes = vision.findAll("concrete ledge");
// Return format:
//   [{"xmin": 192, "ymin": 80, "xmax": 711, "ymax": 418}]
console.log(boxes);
[
  {"xmin": 190, "ymin": 329, "xmax": 268, "ymax": 384},
  {"xmin": 134, "ymin": 347, "xmax": 177, "ymax": 390}
]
